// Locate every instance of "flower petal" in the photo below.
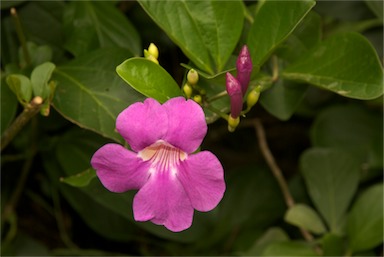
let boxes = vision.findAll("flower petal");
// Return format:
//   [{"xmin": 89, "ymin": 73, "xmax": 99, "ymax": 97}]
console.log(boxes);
[
  {"xmin": 133, "ymin": 172, "xmax": 194, "ymax": 232},
  {"xmin": 91, "ymin": 143, "xmax": 150, "ymax": 193},
  {"xmin": 163, "ymin": 97, "xmax": 207, "ymax": 153},
  {"xmin": 178, "ymin": 151, "xmax": 225, "ymax": 212},
  {"xmin": 116, "ymin": 98, "xmax": 168, "ymax": 152}
]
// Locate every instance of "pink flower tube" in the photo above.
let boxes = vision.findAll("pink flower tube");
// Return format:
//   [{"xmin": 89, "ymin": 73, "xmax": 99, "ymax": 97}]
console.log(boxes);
[
  {"xmin": 236, "ymin": 45, "xmax": 253, "ymax": 95},
  {"xmin": 91, "ymin": 97, "xmax": 225, "ymax": 232}
]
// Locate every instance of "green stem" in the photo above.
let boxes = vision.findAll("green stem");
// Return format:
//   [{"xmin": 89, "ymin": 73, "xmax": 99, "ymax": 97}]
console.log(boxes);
[
  {"xmin": 10, "ymin": 8, "xmax": 31, "ymax": 66},
  {"xmin": 204, "ymin": 104, "xmax": 229, "ymax": 121},
  {"xmin": 1, "ymin": 96, "xmax": 43, "ymax": 152},
  {"xmin": 206, "ymin": 90, "xmax": 228, "ymax": 103}
]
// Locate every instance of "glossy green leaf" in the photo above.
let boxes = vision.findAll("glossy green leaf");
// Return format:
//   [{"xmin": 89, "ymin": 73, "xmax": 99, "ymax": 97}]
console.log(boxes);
[
  {"xmin": 6, "ymin": 74, "xmax": 32, "ymax": 105},
  {"xmin": 31, "ymin": 62, "xmax": 56, "ymax": 99},
  {"xmin": 311, "ymin": 104, "xmax": 383, "ymax": 169},
  {"xmin": 246, "ymin": 0, "xmax": 315, "ymax": 67},
  {"xmin": 1, "ymin": 79, "xmax": 18, "ymax": 136},
  {"xmin": 60, "ymin": 168, "xmax": 96, "ymax": 187},
  {"xmin": 116, "ymin": 58, "xmax": 181, "ymax": 103},
  {"xmin": 283, "ymin": 32, "xmax": 383, "ymax": 99},
  {"xmin": 284, "ymin": 204, "xmax": 326, "ymax": 234},
  {"xmin": 52, "ymin": 48, "xmax": 145, "ymax": 143},
  {"xmin": 63, "ymin": 1, "xmax": 141, "ymax": 57},
  {"xmin": 300, "ymin": 148, "xmax": 360, "ymax": 234},
  {"xmin": 262, "ymin": 241, "xmax": 317, "ymax": 256},
  {"xmin": 138, "ymin": 0, "xmax": 244, "ymax": 74},
  {"xmin": 347, "ymin": 183, "xmax": 383, "ymax": 253}
]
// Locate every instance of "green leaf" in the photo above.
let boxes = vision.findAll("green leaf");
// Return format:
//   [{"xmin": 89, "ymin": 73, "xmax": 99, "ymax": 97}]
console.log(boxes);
[
  {"xmin": 60, "ymin": 168, "xmax": 96, "ymax": 187},
  {"xmin": 116, "ymin": 58, "xmax": 182, "ymax": 103},
  {"xmin": 347, "ymin": 183, "xmax": 383, "ymax": 253},
  {"xmin": 19, "ymin": 42, "xmax": 53, "ymax": 68},
  {"xmin": 52, "ymin": 48, "xmax": 145, "ymax": 143},
  {"xmin": 262, "ymin": 241, "xmax": 318, "ymax": 256},
  {"xmin": 245, "ymin": 227, "xmax": 289, "ymax": 256},
  {"xmin": 284, "ymin": 203, "xmax": 327, "ymax": 234},
  {"xmin": 31, "ymin": 62, "xmax": 56, "ymax": 99},
  {"xmin": 300, "ymin": 148, "xmax": 360, "ymax": 234},
  {"xmin": 6, "ymin": 74, "xmax": 32, "ymax": 105},
  {"xmin": 63, "ymin": 1, "xmax": 141, "ymax": 57},
  {"xmin": 1, "ymin": 78, "xmax": 18, "ymax": 136},
  {"xmin": 138, "ymin": 0, "xmax": 244, "ymax": 74},
  {"xmin": 246, "ymin": 0, "xmax": 315, "ymax": 67},
  {"xmin": 283, "ymin": 32, "xmax": 383, "ymax": 99},
  {"xmin": 311, "ymin": 104, "xmax": 383, "ymax": 170},
  {"xmin": 321, "ymin": 233, "xmax": 344, "ymax": 256},
  {"xmin": 365, "ymin": 1, "xmax": 383, "ymax": 22}
]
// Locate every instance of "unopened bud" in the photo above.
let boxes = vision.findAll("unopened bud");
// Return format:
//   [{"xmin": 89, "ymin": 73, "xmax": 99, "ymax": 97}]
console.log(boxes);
[
  {"xmin": 246, "ymin": 86, "xmax": 261, "ymax": 109},
  {"xmin": 228, "ymin": 115, "xmax": 240, "ymax": 132},
  {"xmin": 187, "ymin": 69, "xmax": 199, "ymax": 85},
  {"xmin": 193, "ymin": 95, "xmax": 202, "ymax": 105},
  {"xmin": 236, "ymin": 45, "xmax": 253, "ymax": 95},
  {"xmin": 226, "ymin": 72, "xmax": 243, "ymax": 119},
  {"xmin": 183, "ymin": 83, "xmax": 193, "ymax": 99},
  {"xmin": 147, "ymin": 43, "xmax": 159, "ymax": 59},
  {"xmin": 146, "ymin": 55, "xmax": 159, "ymax": 65}
]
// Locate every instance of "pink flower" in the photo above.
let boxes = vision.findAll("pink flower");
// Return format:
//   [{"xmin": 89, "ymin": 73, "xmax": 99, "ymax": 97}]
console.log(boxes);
[
  {"xmin": 236, "ymin": 45, "xmax": 253, "ymax": 95},
  {"xmin": 226, "ymin": 72, "xmax": 243, "ymax": 119},
  {"xmin": 91, "ymin": 97, "xmax": 225, "ymax": 232}
]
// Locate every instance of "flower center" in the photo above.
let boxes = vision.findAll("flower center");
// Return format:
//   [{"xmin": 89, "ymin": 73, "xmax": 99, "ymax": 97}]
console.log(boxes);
[{"xmin": 138, "ymin": 140, "xmax": 187, "ymax": 175}]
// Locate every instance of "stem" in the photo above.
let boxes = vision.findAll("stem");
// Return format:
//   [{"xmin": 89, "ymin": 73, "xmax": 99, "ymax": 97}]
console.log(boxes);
[
  {"xmin": 206, "ymin": 90, "xmax": 228, "ymax": 103},
  {"xmin": 271, "ymin": 55, "xmax": 279, "ymax": 82},
  {"xmin": 10, "ymin": 8, "xmax": 31, "ymax": 66},
  {"xmin": 1, "ymin": 96, "xmax": 43, "ymax": 152},
  {"xmin": 253, "ymin": 119, "xmax": 320, "ymax": 252}
]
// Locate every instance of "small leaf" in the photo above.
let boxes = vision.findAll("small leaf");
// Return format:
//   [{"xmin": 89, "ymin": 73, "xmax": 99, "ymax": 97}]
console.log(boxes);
[
  {"xmin": 31, "ymin": 62, "xmax": 56, "ymax": 99},
  {"xmin": 283, "ymin": 32, "xmax": 383, "ymax": 99},
  {"xmin": 262, "ymin": 241, "xmax": 318, "ymax": 256},
  {"xmin": 6, "ymin": 74, "xmax": 32, "ymax": 105},
  {"xmin": 116, "ymin": 57, "xmax": 182, "ymax": 103},
  {"xmin": 245, "ymin": 227, "xmax": 289, "ymax": 256},
  {"xmin": 247, "ymin": 0, "xmax": 315, "ymax": 67},
  {"xmin": 321, "ymin": 233, "xmax": 344, "ymax": 256},
  {"xmin": 138, "ymin": 0, "xmax": 244, "ymax": 74},
  {"xmin": 300, "ymin": 148, "xmax": 360, "ymax": 234},
  {"xmin": 347, "ymin": 183, "xmax": 383, "ymax": 253},
  {"xmin": 60, "ymin": 168, "xmax": 97, "ymax": 187},
  {"xmin": 284, "ymin": 203, "xmax": 327, "ymax": 234}
]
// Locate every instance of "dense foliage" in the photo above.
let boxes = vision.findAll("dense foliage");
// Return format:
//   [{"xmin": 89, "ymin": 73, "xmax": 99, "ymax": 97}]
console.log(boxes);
[{"xmin": 1, "ymin": 0, "xmax": 383, "ymax": 256}]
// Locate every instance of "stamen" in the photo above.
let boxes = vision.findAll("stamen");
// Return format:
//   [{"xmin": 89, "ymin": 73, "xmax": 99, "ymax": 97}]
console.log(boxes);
[{"xmin": 138, "ymin": 140, "xmax": 187, "ymax": 174}]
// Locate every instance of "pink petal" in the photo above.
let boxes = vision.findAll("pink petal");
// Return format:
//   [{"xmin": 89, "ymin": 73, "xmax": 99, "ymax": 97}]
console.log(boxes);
[
  {"xmin": 178, "ymin": 151, "xmax": 225, "ymax": 212},
  {"xmin": 163, "ymin": 97, "xmax": 207, "ymax": 153},
  {"xmin": 116, "ymin": 98, "xmax": 168, "ymax": 152},
  {"xmin": 91, "ymin": 143, "xmax": 150, "ymax": 193},
  {"xmin": 133, "ymin": 172, "xmax": 194, "ymax": 232}
]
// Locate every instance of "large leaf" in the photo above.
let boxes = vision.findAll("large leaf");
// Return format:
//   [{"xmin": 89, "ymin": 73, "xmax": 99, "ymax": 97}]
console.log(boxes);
[
  {"xmin": 63, "ymin": 1, "xmax": 141, "ymax": 57},
  {"xmin": 283, "ymin": 32, "xmax": 383, "ymax": 99},
  {"xmin": 300, "ymin": 148, "xmax": 360, "ymax": 234},
  {"xmin": 311, "ymin": 104, "xmax": 383, "ymax": 169},
  {"xmin": 52, "ymin": 48, "xmax": 145, "ymax": 142},
  {"xmin": 347, "ymin": 183, "xmax": 383, "ymax": 253},
  {"xmin": 116, "ymin": 58, "xmax": 181, "ymax": 103},
  {"xmin": 138, "ymin": 0, "xmax": 244, "ymax": 74},
  {"xmin": 246, "ymin": 0, "xmax": 315, "ymax": 67}
]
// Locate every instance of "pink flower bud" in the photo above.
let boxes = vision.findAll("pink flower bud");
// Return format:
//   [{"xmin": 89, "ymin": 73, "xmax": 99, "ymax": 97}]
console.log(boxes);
[
  {"xmin": 226, "ymin": 72, "xmax": 243, "ymax": 119},
  {"xmin": 236, "ymin": 45, "xmax": 253, "ymax": 95}
]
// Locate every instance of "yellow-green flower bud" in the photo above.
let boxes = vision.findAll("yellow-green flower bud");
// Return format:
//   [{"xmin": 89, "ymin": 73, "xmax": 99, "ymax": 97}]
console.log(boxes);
[
  {"xmin": 193, "ymin": 95, "xmax": 202, "ymax": 105},
  {"xmin": 246, "ymin": 86, "xmax": 261, "ymax": 110},
  {"xmin": 187, "ymin": 69, "xmax": 199, "ymax": 85},
  {"xmin": 147, "ymin": 43, "xmax": 159, "ymax": 59},
  {"xmin": 146, "ymin": 55, "xmax": 159, "ymax": 65},
  {"xmin": 183, "ymin": 83, "xmax": 193, "ymax": 99},
  {"xmin": 228, "ymin": 115, "xmax": 240, "ymax": 132}
]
